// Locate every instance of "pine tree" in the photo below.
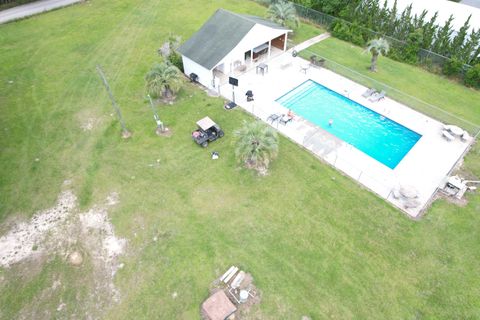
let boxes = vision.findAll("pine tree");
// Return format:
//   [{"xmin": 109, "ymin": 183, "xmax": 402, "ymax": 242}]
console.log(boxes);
[
  {"xmin": 421, "ymin": 12, "xmax": 438, "ymax": 50},
  {"xmin": 450, "ymin": 15, "xmax": 471, "ymax": 59},
  {"xmin": 393, "ymin": 4, "xmax": 413, "ymax": 40},
  {"xmin": 461, "ymin": 29, "xmax": 480, "ymax": 65},
  {"xmin": 385, "ymin": 0, "xmax": 398, "ymax": 35},
  {"xmin": 432, "ymin": 15, "xmax": 454, "ymax": 56},
  {"xmin": 412, "ymin": 10, "xmax": 427, "ymax": 29}
]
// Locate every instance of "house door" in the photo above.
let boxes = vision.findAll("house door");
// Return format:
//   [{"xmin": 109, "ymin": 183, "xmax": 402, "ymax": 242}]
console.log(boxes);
[{"xmin": 244, "ymin": 50, "xmax": 251, "ymax": 62}]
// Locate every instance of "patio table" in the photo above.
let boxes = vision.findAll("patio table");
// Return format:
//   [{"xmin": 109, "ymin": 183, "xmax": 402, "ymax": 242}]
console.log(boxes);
[
  {"xmin": 448, "ymin": 125, "xmax": 464, "ymax": 136},
  {"xmin": 256, "ymin": 63, "xmax": 268, "ymax": 75},
  {"xmin": 400, "ymin": 185, "xmax": 419, "ymax": 199}
]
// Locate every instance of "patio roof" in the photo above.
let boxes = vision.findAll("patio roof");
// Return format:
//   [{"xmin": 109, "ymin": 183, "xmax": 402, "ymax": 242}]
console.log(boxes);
[{"xmin": 177, "ymin": 8, "xmax": 289, "ymax": 70}]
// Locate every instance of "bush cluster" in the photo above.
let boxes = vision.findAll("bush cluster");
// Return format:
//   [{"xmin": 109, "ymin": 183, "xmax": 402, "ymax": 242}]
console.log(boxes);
[
  {"xmin": 287, "ymin": 0, "xmax": 480, "ymax": 88},
  {"xmin": 464, "ymin": 64, "xmax": 480, "ymax": 88}
]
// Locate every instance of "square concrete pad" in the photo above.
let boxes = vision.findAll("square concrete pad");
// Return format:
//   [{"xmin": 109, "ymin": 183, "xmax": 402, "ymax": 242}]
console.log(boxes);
[{"xmin": 202, "ymin": 290, "xmax": 236, "ymax": 320}]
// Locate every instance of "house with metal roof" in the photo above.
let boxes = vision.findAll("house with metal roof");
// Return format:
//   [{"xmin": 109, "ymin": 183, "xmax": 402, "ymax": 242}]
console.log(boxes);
[{"xmin": 177, "ymin": 9, "xmax": 291, "ymax": 90}]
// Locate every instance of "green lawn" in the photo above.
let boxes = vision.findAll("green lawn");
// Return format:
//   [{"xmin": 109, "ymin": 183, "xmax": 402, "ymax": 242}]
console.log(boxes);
[
  {"xmin": 0, "ymin": 0, "xmax": 479, "ymax": 319},
  {"xmin": 301, "ymin": 38, "xmax": 480, "ymax": 133}
]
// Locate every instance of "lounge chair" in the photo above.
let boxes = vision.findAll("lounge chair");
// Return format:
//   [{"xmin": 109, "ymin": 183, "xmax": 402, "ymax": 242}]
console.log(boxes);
[
  {"xmin": 279, "ymin": 114, "xmax": 293, "ymax": 125},
  {"xmin": 442, "ymin": 130, "xmax": 455, "ymax": 141},
  {"xmin": 461, "ymin": 131, "xmax": 471, "ymax": 142},
  {"xmin": 362, "ymin": 88, "xmax": 376, "ymax": 98},
  {"xmin": 267, "ymin": 113, "xmax": 282, "ymax": 123},
  {"xmin": 391, "ymin": 187, "xmax": 401, "ymax": 199},
  {"xmin": 369, "ymin": 90, "xmax": 386, "ymax": 102},
  {"xmin": 443, "ymin": 124, "xmax": 453, "ymax": 131}
]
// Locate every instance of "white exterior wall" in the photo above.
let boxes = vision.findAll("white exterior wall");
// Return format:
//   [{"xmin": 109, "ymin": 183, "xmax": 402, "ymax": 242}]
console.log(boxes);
[
  {"xmin": 214, "ymin": 25, "xmax": 289, "ymax": 74},
  {"xmin": 181, "ymin": 56, "xmax": 214, "ymax": 89}
]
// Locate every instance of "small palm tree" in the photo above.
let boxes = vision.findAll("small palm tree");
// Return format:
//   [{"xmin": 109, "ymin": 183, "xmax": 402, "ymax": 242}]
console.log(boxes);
[
  {"xmin": 366, "ymin": 38, "xmax": 390, "ymax": 72},
  {"xmin": 267, "ymin": 1, "xmax": 299, "ymax": 29},
  {"xmin": 235, "ymin": 121, "xmax": 279, "ymax": 175},
  {"xmin": 145, "ymin": 62, "xmax": 183, "ymax": 100}
]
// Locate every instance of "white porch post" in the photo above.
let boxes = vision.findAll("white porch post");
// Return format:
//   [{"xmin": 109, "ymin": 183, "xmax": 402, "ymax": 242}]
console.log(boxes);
[
  {"xmin": 268, "ymin": 40, "xmax": 271, "ymax": 58},
  {"xmin": 283, "ymin": 33, "xmax": 288, "ymax": 51},
  {"xmin": 250, "ymin": 49, "xmax": 253, "ymax": 63}
]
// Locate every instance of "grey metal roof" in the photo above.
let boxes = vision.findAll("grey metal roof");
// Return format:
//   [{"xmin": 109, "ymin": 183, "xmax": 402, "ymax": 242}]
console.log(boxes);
[{"xmin": 177, "ymin": 9, "xmax": 289, "ymax": 70}]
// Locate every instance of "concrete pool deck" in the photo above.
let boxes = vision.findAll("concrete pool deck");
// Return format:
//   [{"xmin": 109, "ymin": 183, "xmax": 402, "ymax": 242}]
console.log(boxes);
[{"xmin": 219, "ymin": 52, "xmax": 473, "ymax": 218}]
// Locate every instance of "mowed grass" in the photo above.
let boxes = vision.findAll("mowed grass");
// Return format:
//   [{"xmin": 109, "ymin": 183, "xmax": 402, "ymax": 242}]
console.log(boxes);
[
  {"xmin": 0, "ymin": 0, "xmax": 479, "ymax": 319},
  {"xmin": 302, "ymin": 38, "xmax": 480, "ymax": 132}
]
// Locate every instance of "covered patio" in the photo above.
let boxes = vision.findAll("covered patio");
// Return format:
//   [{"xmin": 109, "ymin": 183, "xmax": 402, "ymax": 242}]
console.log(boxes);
[{"xmin": 178, "ymin": 9, "xmax": 291, "ymax": 91}]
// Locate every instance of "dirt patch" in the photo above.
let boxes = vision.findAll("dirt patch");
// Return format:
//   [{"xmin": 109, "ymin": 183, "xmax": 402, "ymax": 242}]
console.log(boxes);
[
  {"xmin": 0, "ymin": 186, "xmax": 127, "ymax": 317},
  {"xmin": 76, "ymin": 108, "xmax": 103, "ymax": 132},
  {"xmin": 80, "ymin": 117, "xmax": 99, "ymax": 131},
  {"xmin": 156, "ymin": 127, "xmax": 173, "ymax": 137},
  {"xmin": 0, "ymin": 190, "xmax": 76, "ymax": 267},
  {"xmin": 435, "ymin": 192, "xmax": 469, "ymax": 206}
]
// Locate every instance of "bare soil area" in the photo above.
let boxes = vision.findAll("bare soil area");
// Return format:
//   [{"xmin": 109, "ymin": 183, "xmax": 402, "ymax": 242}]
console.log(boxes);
[{"xmin": 0, "ymin": 184, "xmax": 127, "ymax": 318}]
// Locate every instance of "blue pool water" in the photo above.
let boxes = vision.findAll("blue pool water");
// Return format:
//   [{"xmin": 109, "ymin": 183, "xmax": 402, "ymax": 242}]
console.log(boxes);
[{"xmin": 276, "ymin": 80, "xmax": 421, "ymax": 169}]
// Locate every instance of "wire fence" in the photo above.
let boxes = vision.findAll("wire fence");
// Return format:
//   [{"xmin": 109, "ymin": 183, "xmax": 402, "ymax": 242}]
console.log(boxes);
[
  {"xmin": 299, "ymin": 48, "xmax": 480, "ymax": 137},
  {"xmin": 289, "ymin": 2, "xmax": 472, "ymax": 75},
  {"xmin": 213, "ymin": 43, "xmax": 477, "ymax": 217}
]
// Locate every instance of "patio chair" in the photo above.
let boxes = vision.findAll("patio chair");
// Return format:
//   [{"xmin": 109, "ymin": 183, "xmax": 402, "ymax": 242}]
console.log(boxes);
[
  {"xmin": 369, "ymin": 90, "xmax": 386, "ymax": 102},
  {"xmin": 362, "ymin": 88, "xmax": 376, "ymax": 98},
  {"xmin": 403, "ymin": 198, "xmax": 421, "ymax": 209},
  {"xmin": 267, "ymin": 113, "xmax": 282, "ymax": 123},
  {"xmin": 279, "ymin": 114, "xmax": 293, "ymax": 125},
  {"xmin": 245, "ymin": 90, "xmax": 254, "ymax": 102},
  {"xmin": 461, "ymin": 131, "xmax": 471, "ymax": 142}
]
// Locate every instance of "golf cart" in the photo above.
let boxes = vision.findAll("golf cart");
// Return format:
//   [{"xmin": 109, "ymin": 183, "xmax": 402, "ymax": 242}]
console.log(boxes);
[{"xmin": 192, "ymin": 116, "xmax": 224, "ymax": 147}]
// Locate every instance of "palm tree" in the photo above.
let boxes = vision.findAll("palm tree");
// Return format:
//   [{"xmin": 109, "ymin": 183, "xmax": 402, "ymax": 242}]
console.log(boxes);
[
  {"xmin": 145, "ymin": 62, "xmax": 183, "ymax": 100},
  {"xmin": 234, "ymin": 121, "xmax": 279, "ymax": 175},
  {"xmin": 366, "ymin": 38, "xmax": 390, "ymax": 72},
  {"xmin": 266, "ymin": 1, "xmax": 299, "ymax": 29}
]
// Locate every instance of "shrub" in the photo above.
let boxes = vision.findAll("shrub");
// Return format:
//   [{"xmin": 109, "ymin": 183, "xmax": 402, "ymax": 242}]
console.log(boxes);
[
  {"xmin": 330, "ymin": 20, "xmax": 366, "ymax": 46},
  {"xmin": 168, "ymin": 51, "xmax": 184, "ymax": 72},
  {"xmin": 464, "ymin": 64, "xmax": 480, "ymax": 88},
  {"xmin": 158, "ymin": 34, "xmax": 183, "ymax": 72},
  {"xmin": 442, "ymin": 58, "xmax": 464, "ymax": 77},
  {"xmin": 401, "ymin": 29, "xmax": 423, "ymax": 64}
]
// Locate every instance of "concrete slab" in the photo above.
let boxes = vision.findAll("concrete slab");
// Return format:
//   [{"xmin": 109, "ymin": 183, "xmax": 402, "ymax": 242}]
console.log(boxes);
[{"xmin": 219, "ymin": 52, "xmax": 473, "ymax": 218}]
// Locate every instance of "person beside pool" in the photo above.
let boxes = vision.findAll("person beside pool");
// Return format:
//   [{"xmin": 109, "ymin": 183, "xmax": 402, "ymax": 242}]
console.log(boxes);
[
  {"xmin": 287, "ymin": 109, "xmax": 294, "ymax": 119},
  {"xmin": 328, "ymin": 119, "xmax": 333, "ymax": 126}
]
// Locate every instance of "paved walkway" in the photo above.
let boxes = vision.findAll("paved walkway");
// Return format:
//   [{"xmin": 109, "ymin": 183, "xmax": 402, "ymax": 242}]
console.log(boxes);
[
  {"xmin": 293, "ymin": 32, "xmax": 331, "ymax": 51},
  {"xmin": 0, "ymin": 0, "xmax": 81, "ymax": 24}
]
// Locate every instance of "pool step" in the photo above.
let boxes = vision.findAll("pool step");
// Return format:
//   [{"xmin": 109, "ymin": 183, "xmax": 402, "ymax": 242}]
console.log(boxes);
[{"xmin": 277, "ymin": 80, "xmax": 317, "ymax": 107}]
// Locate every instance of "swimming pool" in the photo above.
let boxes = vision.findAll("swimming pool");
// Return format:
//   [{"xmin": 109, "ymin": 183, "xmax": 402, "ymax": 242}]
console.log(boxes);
[{"xmin": 276, "ymin": 80, "xmax": 421, "ymax": 169}]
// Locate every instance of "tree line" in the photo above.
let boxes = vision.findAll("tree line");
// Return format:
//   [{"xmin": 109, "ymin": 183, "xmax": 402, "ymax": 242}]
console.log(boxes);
[{"xmin": 286, "ymin": 0, "xmax": 480, "ymax": 87}]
